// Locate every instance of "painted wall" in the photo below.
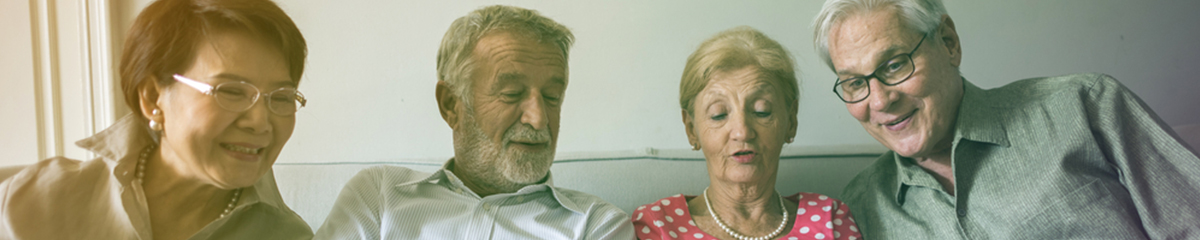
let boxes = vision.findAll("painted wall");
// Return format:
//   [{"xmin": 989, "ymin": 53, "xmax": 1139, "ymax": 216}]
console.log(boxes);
[
  {"xmin": 273, "ymin": 0, "xmax": 1200, "ymax": 164},
  {"xmin": 3, "ymin": 0, "xmax": 1198, "ymax": 166}
]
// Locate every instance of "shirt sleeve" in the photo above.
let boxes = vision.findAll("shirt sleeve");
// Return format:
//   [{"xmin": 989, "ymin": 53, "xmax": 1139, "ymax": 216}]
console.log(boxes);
[
  {"xmin": 1084, "ymin": 74, "xmax": 1200, "ymax": 239},
  {"xmin": 831, "ymin": 200, "xmax": 864, "ymax": 240},
  {"xmin": 313, "ymin": 168, "xmax": 384, "ymax": 240},
  {"xmin": 585, "ymin": 203, "xmax": 635, "ymax": 240},
  {"xmin": 631, "ymin": 205, "xmax": 666, "ymax": 240}
]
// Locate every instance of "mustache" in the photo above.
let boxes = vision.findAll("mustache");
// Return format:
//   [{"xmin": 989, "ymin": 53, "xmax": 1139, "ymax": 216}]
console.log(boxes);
[{"xmin": 503, "ymin": 123, "xmax": 552, "ymax": 144}]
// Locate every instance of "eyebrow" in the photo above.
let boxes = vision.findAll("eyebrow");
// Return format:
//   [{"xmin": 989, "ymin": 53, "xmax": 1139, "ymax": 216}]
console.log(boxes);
[
  {"xmin": 212, "ymin": 73, "xmax": 297, "ymax": 88},
  {"xmin": 491, "ymin": 72, "xmax": 568, "ymax": 92},
  {"xmin": 835, "ymin": 45, "xmax": 905, "ymax": 76},
  {"xmin": 748, "ymin": 81, "xmax": 777, "ymax": 97}
]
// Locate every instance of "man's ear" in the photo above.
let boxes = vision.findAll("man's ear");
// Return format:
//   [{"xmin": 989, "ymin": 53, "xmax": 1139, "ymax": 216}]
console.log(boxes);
[
  {"xmin": 681, "ymin": 109, "xmax": 699, "ymax": 149},
  {"xmin": 138, "ymin": 77, "xmax": 164, "ymax": 124},
  {"xmin": 436, "ymin": 81, "xmax": 460, "ymax": 129},
  {"xmin": 937, "ymin": 15, "xmax": 962, "ymax": 68}
]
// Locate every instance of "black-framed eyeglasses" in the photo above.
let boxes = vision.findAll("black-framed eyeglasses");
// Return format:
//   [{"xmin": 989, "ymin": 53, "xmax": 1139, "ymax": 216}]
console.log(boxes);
[
  {"xmin": 832, "ymin": 34, "xmax": 927, "ymax": 103},
  {"xmin": 172, "ymin": 74, "xmax": 307, "ymax": 116}
]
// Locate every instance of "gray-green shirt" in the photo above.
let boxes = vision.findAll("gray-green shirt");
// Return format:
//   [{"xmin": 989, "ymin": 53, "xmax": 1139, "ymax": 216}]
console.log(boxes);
[{"xmin": 842, "ymin": 73, "xmax": 1200, "ymax": 239}]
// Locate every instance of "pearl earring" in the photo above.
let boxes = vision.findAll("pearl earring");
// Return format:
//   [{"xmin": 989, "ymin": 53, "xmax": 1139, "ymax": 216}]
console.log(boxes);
[
  {"xmin": 787, "ymin": 137, "xmax": 794, "ymax": 143},
  {"xmin": 149, "ymin": 109, "xmax": 163, "ymax": 131},
  {"xmin": 692, "ymin": 143, "xmax": 700, "ymax": 151}
]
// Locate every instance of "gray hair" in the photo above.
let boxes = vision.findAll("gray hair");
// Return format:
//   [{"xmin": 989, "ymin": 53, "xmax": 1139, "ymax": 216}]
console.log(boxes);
[
  {"xmin": 812, "ymin": 0, "xmax": 947, "ymax": 71},
  {"xmin": 436, "ymin": 5, "xmax": 574, "ymax": 106}
]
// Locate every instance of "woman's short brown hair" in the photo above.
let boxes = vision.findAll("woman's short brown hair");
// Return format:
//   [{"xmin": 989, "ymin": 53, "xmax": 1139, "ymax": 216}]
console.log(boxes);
[
  {"xmin": 679, "ymin": 26, "xmax": 799, "ymax": 115},
  {"xmin": 119, "ymin": 0, "xmax": 307, "ymax": 114}
]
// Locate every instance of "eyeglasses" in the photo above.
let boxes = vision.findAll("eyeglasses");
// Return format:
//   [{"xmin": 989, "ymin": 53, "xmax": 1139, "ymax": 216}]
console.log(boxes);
[
  {"xmin": 832, "ymin": 34, "xmax": 927, "ymax": 103},
  {"xmin": 172, "ymin": 74, "xmax": 307, "ymax": 116}
]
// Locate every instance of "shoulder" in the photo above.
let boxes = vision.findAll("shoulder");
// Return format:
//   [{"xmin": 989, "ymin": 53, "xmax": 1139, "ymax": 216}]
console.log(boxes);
[
  {"xmin": 0, "ymin": 157, "xmax": 116, "ymax": 237},
  {"xmin": 632, "ymin": 194, "xmax": 686, "ymax": 217},
  {"xmin": 346, "ymin": 165, "xmax": 433, "ymax": 188},
  {"xmin": 790, "ymin": 192, "xmax": 848, "ymax": 213},
  {"xmin": 986, "ymin": 73, "xmax": 1119, "ymax": 102},
  {"xmin": 840, "ymin": 153, "xmax": 897, "ymax": 203},
  {"xmin": 630, "ymin": 194, "xmax": 688, "ymax": 233},
  {"xmin": 552, "ymin": 187, "xmax": 629, "ymax": 218},
  {"xmin": 2, "ymin": 157, "xmax": 111, "ymax": 196}
]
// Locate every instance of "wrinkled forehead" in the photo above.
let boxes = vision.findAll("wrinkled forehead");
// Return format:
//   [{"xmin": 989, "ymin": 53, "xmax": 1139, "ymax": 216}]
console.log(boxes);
[
  {"xmin": 828, "ymin": 9, "xmax": 919, "ymax": 75},
  {"xmin": 702, "ymin": 67, "xmax": 781, "ymax": 98},
  {"xmin": 474, "ymin": 31, "xmax": 567, "ymax": 66}
]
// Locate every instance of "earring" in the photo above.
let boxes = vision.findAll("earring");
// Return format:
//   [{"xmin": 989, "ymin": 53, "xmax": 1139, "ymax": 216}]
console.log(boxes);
[
  {"xmin": 691, "ymin": 143, "xmax": 700, "ymax": 151},
  {"xmin": 787, "ymin": 137, "xmax": 794, "ymax": 143},
  {"xmin": 149, "ymin": 109, "xmax": 163, "ymax": 131}
]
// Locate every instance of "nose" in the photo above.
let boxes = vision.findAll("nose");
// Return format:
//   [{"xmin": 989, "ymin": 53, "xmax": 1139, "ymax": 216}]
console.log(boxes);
[
  {"xmin": 520, "ymin": 92, "xmax": 549, "ymax": 130},
  {"xmin": 237, "ymin": 96, "xmax": 273, "ymax": 134},
  {"xmin": 866, "ymin": 77, "xmax": 900, "ymax": 112},
  {"xmin": 729, "ymin": 111, "xmax": 756, "ymax": 143}
]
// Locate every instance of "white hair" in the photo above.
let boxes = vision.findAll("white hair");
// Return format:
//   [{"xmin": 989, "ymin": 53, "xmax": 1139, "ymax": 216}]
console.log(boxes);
[
  {"xmin": 812, "ymin": 0, "xmax": 948, "ymax": 71},
  {"xmin": 436, "ymin": 5, "xmax": 574, "ymax": 106}
]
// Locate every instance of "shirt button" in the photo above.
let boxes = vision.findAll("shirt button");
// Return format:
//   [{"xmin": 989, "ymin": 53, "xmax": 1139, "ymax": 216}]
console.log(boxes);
[
  {"xmin": 482, "ymin": 203, "xmax": 491, "ymax": 209},
  {"xmin": 517, "ymin": 196, "xmax": 525, "ymax": 202},
  {"xmin": 455, "ymin": 188, "xmax": 463, "ymax": 194},
  {"xmin": 956, "ymin": 208, "xmax": 967, "ymax": 217}
]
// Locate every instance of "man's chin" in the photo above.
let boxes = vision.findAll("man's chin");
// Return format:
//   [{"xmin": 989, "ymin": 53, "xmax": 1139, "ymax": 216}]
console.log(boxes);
[
  {"xmin": 882, "ymin": 138, "xmax": 928, "ymax": 158},
  {"xmin": 504, "ymin": 172, "xmax": 548, "ymax": 185},
  {"xmin": 499, "ymin": 156, "xmax": 552, "ymax": 184}
]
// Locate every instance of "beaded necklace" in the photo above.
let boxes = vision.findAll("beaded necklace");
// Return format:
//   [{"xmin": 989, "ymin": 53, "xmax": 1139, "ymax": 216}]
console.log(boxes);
[{"xmin": 136, "ymin": 145, "xmax": 241, "ymax": 218}]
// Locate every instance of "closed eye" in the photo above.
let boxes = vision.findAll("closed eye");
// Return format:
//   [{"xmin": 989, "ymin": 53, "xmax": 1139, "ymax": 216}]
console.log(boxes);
[
  {"xmin": 500, "ymin": 91, "xmax": 523, "ymax": 101},
  {"xmin": 544, "ymin": 95, "xmax": 561, "ymax": 105}
]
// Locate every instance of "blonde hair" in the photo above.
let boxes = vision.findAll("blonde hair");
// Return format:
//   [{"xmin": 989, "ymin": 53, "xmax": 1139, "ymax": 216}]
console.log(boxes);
[
  {"xmin": 679, "ymin": 26, "xmax": 799, "ymax": 115},
  {"xmin": 436, "ymin": 5, "xmax": 574, "ymax": 104},
  {"xmin": 812, "ymin": 0, "xmax": 947, "ymax": 71}
]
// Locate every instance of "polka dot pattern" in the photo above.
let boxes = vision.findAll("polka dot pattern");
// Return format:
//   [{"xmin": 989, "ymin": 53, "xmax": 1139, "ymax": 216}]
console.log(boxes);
[{"xmin": 631, "ymin": 192, "xmax": 862, "ymax": 240}]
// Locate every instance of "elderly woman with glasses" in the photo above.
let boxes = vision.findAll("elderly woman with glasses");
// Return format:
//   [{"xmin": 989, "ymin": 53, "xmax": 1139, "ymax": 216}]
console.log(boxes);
[
  {"xmin": 0, "ymin": 0, "xmax": 312, "ymax": 239},
  {"xmin": 631, "ymin": 26, "xmax": 862, "ymax": 240}
]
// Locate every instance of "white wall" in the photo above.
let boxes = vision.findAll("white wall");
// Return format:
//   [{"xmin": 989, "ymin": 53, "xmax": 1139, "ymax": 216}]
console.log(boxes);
[
  {"xmin": 275, "ymin": 0, "xmax": 1200, "ymax": 164},
  {"xmin": 4, "ymin": 0, "xmax": 1198, "ymax": 165}
]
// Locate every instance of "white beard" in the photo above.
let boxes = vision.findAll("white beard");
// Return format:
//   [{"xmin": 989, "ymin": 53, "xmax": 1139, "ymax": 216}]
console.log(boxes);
[{"xmin": 453, "ymin": 109, "xmax": 555, "ymax": 192}]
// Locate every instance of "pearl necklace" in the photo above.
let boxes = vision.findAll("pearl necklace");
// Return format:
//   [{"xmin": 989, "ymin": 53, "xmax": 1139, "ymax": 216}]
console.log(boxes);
[
  {"xmin": 703, "ymin": 188, "xmax": 788, "ymax": 240},
  {"xmin": 137, "ymin": 145, "xmax": 242, "ymax": 219}
]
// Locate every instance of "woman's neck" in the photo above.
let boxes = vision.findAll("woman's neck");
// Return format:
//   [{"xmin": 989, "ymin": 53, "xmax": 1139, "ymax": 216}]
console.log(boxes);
[
  {"xmin": 706, "ymin": 181, "xmax": 780, "ymax": 223},
  {"xmin": 688, "ymin": 180, "xmax": 796, "ymax": 239},
  {"xmin": 141, "ymin": 150, "xmax": 237, "ymax": 240}
]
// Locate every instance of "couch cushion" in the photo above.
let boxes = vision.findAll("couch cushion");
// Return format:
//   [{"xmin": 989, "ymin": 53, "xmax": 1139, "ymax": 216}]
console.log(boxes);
[{"xmin": 273, "ymin": 146, "xmax": 884, "ymax": 230}]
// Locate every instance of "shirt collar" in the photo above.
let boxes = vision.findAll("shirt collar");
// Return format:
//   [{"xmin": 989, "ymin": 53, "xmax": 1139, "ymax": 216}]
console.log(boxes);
[
  {"xmin": 76, "ymin": 115, "xmax": 154, "ymax": 164},
  {"xmin": 954, "ymin": 79, "xmax": 1011, "ymax": 147},
  {"xmin": 396, "ymin": 158, "xmax": 586, "ymax": 214},
  {"xmin": 890, "ymin": 78, "xmax": 1011, "ymax": 204},
  {"xmin": 76, "ymin": 113, "xmax": 290, "ymax": 210}
]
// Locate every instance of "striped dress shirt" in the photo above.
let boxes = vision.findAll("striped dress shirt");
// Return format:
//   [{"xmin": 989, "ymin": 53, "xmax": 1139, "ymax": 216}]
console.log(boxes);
[
  {"xmin": 842, "ymin": 74, "xmax": 1200, "ymax": 239},
  {"xmin": 315, "ymin": 161, "xmax": 634, "ymax": 239}
]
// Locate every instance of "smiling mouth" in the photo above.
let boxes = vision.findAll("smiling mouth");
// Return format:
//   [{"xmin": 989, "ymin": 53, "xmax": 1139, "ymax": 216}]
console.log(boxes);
[
  {"xmin": 220, "ymin": 143, "xmax": 262, "ymax": 155},
  {"xmin": 885, "ymin": 109, "xmax": 918, "ymax": 126}
]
